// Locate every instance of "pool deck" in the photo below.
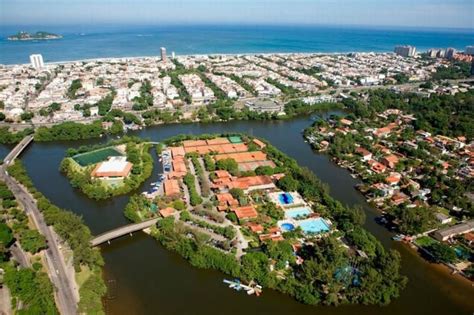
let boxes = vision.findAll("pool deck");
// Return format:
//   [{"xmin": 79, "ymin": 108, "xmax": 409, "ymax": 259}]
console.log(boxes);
[
  {"xmin": 267, "ymin": 191, "xmax": 306, "ymax": 208},
  {"xmin": 278, "ymin": 217, "xmax": 332, "ymax": 235}
]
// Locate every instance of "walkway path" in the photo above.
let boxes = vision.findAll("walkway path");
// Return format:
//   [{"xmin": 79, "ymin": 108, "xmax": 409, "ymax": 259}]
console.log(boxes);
[
  {"xmin": 0, "ymin": 286, "xmax": 12, "ymax": 315},
  {"xmin": 10, "ymin": 242, "xmax": 30, "ymax": 268}
]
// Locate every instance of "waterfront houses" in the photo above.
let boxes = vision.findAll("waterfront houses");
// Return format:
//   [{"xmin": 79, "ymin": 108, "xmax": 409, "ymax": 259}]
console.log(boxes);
[{"xmin": 304, "ymin": 91, "xmax": 474, "ymax": 280}]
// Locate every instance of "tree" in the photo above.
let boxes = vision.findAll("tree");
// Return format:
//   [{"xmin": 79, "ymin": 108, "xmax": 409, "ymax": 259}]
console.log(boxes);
[
  {"xmin": 20, "ymin": 229, "xmax": 47, "ymax": 254},
  {"xmin": 126, "ymin": 142, "xmax": 141, "ymax": 165},
  {"xmin": 67, "ymin": 79, "xmax": 82, "ymax": 99},
  {"xmin": 425, "ymin": 242, "xmax": 457, "ymax": 263},
  {"xmin": 229, "ymin": 188, "xmax": 244, "ymax": 200},
  {"xmin": 172, "ymin": 199, "xmax": 186, "ymax": 211},
  {"xmin": 259, "ymin": 202, "xmax": 284, "ymax": 221},
  {"xmin": 4, "ymin": 266, "xmax": 58, "ymax": 314},
  {"xmin": 264, "ymin": 240, "xmax": 295, "ymax": 269},
  {"xmin": 396, "ymin": 206, "xmax": 437, "ymax": 235},
  {"xmin": 35, "ymin": 121, "xmax": 104, "ymax": 141},
  {"xmin": 277, "ymin": 174, "xmax": 299, "ymax": 191},
  {"xmin": 216, "ymin": 158, "xmax": 238, "ymax": 175},
  {"xmin": 240, "ymin": 252, "xmax": 270, "ymax": 285},
  {"xmin": 255, "ymin": 165, "xmax": 274, "ymax": 175},
  {"xmin": 109, "ymin": 120, "xmax": 124, "ymax": 135},
  {"xmin": 20, "ymin": 111, "xmax": 34, "ymax": 121},
  {"xmin": 0, "ymin": 223, "xmax": 14, "ymax": 247}
]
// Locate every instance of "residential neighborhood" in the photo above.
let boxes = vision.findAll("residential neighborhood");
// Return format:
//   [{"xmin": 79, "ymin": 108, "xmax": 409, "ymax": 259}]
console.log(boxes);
[
  {"xmin": 304, "ymin": 89, "xmax": 474, "ymax": 279},
  {"xmin": 0, "ymin": 51, "xmax": 460, "ymax": 126}
]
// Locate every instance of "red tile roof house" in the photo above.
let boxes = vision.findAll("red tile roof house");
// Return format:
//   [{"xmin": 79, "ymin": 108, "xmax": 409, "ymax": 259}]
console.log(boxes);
[
  {"xmin": 245, "ymin": 222, "xmax": 264, "ymax": 234},
  {"xmin": 368, "ymin": 160, "xmax": 386, "ymax": 174},
  {"xmin": 340, "ymin": 118, "xmax": 353, "ymax": 126},
  {"xmin": 228, "ymin": 175, "xmax": 276, "ymax": 193},
  {"xmin": 232, "ymin": 205, "xmax": 258, "ymax": 221},
  {"xmin": 216, "ymin": 192, "xmax": 239, "ymax": 211},
  {"xmin": 355, "ymin": 147, "xmax": 373, "ymax": 161},
  {"xmin": 385, "ymin": 172, "xmax": 402, "ymax": 186},
  {"xmin": 259, "ymin": 226, "xmax": 284, "ymax": 242},
  {"xmin": 391, "ymin": 192, "xmax": 409, "ymax": 206},
  {"xmin": 381, "ymin": 154, "xmax": 400, "ymax": 169},
  {"xmin": 373, "ymin": 127, "xmax": 391, "ymax": 138},
  {"xmin": 159, "ymin": 207, "xmax": 176, "ymax": 218}
]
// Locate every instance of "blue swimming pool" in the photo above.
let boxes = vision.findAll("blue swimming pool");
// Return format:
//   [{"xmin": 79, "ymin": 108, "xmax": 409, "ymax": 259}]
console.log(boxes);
[
  {"xmin": 299, "ymin": 218, "xmax": 330, "ymax": 234},
  {"xmin": 280, "ymin": 223, "xmax": 295, "ymax": 232},
  {"xmin": 278, "ymin": 193, "xmax": 294, "ymax": 205},
  {"xmin": 285, "ymin": 207, "xmax": 312, "ymax": 219}
]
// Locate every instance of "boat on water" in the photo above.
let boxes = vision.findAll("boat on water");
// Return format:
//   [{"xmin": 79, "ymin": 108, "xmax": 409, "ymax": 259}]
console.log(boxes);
[
  {"xmin": 223, "ymin": 279, "xmax": 262, "ymax": 296},
  {"xmin": 392, "ymin": 234, "xmax": 405, "ymax": 241}
]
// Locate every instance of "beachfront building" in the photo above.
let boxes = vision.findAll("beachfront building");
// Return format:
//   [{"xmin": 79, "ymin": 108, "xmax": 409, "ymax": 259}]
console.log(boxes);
[
  {"xmin": 30, "ymin": 54, "xmax": 45, "ymax": 70},
  {"xmin": 394, "ymin": 45, "xmax": 416, "ymax": 57},
  {"xmin": 160, "ymin": 47, "xmax": 167, "ymax": 62}
]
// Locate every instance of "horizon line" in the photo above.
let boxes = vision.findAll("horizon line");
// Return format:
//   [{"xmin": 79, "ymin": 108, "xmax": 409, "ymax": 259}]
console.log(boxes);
[{"xmin": 1, "ymin": 22, "xmax": 473, "ymax": 32}]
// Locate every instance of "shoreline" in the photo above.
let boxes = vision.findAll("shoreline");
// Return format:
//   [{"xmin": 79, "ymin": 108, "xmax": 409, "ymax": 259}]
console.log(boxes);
[
  {"xmin": 401, "ymin": 241, "xmax": 474, "ymax": 288},
  {"xmin": 1, "ymin": 50, "xmax": 395, "ymax": 67}
]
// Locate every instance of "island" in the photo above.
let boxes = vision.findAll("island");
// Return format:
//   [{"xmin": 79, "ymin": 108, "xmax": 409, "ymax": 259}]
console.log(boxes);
[
  {"xmin": 123, "ymin": 133, "xmax": 406, "ymax": 306},
  {"xmin": 60, "ymin": 137, "xmax": 153, "ymax": 200},
  {"xmin": 7, "ymin": 31, "xmax": 63, "ymax": 41}
]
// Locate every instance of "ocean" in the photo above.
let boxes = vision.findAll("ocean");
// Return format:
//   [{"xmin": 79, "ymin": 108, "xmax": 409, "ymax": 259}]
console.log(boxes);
[{"xmin": 0, "ymin": 24, "xmax": 473, "ymax": 65}]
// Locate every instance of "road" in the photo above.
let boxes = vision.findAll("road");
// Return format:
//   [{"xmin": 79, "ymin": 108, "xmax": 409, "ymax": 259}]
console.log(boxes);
[{"xmin": 0, "ymin": 166, "xmax": 78, "ymax": 315}]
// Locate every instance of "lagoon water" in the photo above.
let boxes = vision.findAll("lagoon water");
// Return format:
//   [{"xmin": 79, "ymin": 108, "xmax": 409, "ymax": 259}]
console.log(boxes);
[
  {"xmin": 2, "ymin": 116, "xmax": 473, "ymax": 315},
  {"xmin": 1, "ymin": 23, "xmax": 473, "ymax": 313},
  {"xmin": 1, "ymin": 24, "xmax": 473, "ymax": 64}
]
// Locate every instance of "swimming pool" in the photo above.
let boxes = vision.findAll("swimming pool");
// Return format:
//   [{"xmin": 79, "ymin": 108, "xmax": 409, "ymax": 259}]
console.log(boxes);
[
  {"xmin": 299, "ymin": 218, "xmax": 330, "ymax": 234},
  {"xmin": 285, "ymin": 207, "xmax": 312, "ymax": 219},
  {"xmin": 280, "ymin": 222, "xmax": 295, "ymax": 232},
  {"xmin": 278, "ymin": 193, "xmax": 294, "ymax": 205}
]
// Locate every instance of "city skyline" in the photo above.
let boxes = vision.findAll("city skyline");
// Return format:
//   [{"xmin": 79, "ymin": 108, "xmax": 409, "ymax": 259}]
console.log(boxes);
[{"xmin": 1, "ymin": 0, "xmax": 473, "ymax": 29}]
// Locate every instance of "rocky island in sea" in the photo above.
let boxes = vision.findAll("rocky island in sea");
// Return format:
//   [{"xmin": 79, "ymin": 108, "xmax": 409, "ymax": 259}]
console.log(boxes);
[{"xmin": 7, "ymin": 31, "xmax": 63, "ymax": 41}]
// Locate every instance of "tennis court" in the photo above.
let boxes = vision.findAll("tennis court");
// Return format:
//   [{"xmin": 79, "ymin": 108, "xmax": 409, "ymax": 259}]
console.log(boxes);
[{"xmin": 73, "ymin": 147, "xmax": 124, "ymax": 167}]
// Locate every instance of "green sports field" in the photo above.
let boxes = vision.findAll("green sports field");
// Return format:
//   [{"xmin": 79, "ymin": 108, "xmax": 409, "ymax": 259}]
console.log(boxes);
[{"xmin": 72, "ymin": 147, "xmax": 123, "ymax": 167}]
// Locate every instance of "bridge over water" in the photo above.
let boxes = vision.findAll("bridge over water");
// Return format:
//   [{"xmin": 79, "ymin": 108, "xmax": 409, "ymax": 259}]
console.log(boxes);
[
  {"xmin": 4, "ymin": 135, "xmax": 34, "ymax": 165},
  {"xmin": 91, "ymin": 218, "xmax": 159, "ymax": 246}
]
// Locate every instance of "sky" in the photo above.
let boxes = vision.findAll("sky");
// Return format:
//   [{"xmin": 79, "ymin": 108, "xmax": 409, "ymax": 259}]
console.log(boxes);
[{"xmin": 1, "ymin": 0, "xmax": 473, "ymax": 29}]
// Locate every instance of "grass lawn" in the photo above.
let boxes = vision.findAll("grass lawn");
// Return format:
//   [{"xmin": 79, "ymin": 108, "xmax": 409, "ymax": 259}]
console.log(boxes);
[
  {"xmin": 72, "ymin": 147, "xmax": 123, "ymax": 167},
  {"xmin": 414, "ymin": 236, "xmax": 437, "ymax": 247},
  {"xmin": 75, "ymin": 265, "xmax": 92, "ymax": 288}
]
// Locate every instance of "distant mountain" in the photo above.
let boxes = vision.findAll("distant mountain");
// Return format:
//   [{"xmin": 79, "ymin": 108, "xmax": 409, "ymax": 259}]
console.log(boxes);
[{"xmin": 7, "ymin": 31, "xmax": 62, "ymax": 41}]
